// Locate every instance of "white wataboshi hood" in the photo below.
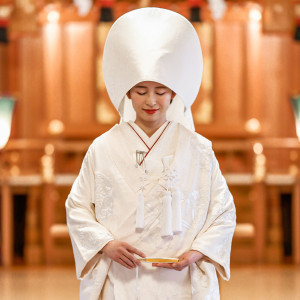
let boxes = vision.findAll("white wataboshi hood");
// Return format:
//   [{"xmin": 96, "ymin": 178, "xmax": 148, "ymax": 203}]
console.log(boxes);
[{"xmin": 103, "ymin": 7, "xmax": 203, "ymax": 130}]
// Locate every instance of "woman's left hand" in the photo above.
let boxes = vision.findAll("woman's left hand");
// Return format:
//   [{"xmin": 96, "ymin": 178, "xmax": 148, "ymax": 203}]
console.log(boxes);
[{"xmin": 152, "ymin": 250, "xmax": 203, "ymax": 271}]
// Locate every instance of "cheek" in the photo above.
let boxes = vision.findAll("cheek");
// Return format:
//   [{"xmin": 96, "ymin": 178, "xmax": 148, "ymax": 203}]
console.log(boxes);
[
  {"xmin": 131, "ymin": 97, "xmax": 144, "ymax": 109},
  {"xmin": 160, "ymin": 97, "xmax": 172, "ymax": 110},
  {"xmin": 131, "ymin": 101, "xmax": 140, "ymax": 112},
  {"xmin": 131, "ymin": 99, "xmax": 146, "ymax": 114}
]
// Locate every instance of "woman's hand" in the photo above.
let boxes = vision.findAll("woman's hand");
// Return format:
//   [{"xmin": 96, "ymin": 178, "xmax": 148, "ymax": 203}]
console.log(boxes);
[
  {"xmin": 101, "ymin": 240, "xmax": 146, "ymax": 269},
  {"xmin": 152, "ymin": 250, "xmax": 203, "ymax": 271}
]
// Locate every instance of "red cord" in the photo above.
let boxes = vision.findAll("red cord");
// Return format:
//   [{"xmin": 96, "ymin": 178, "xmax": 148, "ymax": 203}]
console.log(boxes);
[{"xmin": 128, "ymin": 122, "xmax": 170, "ymax": 166}]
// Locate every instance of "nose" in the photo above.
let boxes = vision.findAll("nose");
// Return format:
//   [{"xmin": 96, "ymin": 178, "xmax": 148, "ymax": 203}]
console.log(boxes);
[{"xmin": 145, "ymin": 92, "xmax": 156, "ymax": 107}]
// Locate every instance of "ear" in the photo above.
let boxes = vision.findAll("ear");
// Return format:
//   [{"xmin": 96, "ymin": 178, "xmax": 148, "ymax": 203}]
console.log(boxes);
[{"xmin": 126, "ymin": 91, "xmax": 131, "ymax": 99}]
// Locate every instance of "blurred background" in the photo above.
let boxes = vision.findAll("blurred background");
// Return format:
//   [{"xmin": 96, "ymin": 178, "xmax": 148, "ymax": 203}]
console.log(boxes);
[{"xmin": 0, "ymin": 0, "xmax": 300, "ymax": 299}]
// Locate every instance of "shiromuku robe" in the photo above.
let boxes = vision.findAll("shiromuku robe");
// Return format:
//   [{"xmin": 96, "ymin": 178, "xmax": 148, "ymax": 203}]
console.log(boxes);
[{"xmin": 66, "ymin": 121, "xmax": 236, "ymax": 300}]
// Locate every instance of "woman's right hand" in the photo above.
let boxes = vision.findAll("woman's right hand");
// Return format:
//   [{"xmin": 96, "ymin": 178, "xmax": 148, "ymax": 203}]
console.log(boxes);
[{"xmin": 101, "ymin": 240, "xmax": 146, "ymax": 269}]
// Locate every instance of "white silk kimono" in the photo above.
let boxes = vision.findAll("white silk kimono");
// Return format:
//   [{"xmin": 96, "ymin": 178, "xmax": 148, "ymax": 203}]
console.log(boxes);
[{"xmin": 66, "ymin": 121, "xmax": 236, "ymax": 300}]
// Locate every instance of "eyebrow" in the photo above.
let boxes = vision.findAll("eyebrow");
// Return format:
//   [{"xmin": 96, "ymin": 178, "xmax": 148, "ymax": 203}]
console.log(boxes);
[{"xmin": 134, "ymin": 86, "xmax": 147, "ymax": 89}]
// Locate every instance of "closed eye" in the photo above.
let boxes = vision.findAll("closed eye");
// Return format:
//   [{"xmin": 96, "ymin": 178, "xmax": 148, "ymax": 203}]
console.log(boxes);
[
  {"xmin": 156, "ymin": 92, "xmax": 165, "ymax": 96},
  {"xmin": 137, "ymin": 92, "xmax": 146, "ymax": 95}
]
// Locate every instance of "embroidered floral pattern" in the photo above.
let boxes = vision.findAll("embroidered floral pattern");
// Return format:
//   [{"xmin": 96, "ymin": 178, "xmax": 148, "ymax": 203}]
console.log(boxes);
[
  {"xmin": 182, "ymin": 190, "xmax": 199, "ymax": 227},
  {"xmin": 77, "ymin": 224, "xmax": 111, "ymax": 251},
  {"xmin": 211, "ymin": 233, "xmax": 233, "ymax": 266},
  {"xmin": 192, "ymin": 139, "xmax": 212, "ymax": 173},
  {"xmin": 158, "ymin": 167, "xmax": 178, "ymax": 191},
  {"xmin": 94, "ymin": 172, "xmax": 113, "ymax": 221},
  {"xmin": 210, "ymin": 187, "xmax": 232, "ymax": 217},
  {"xmin": 181, "ymin": 189, "xmax": 211, "ymax": 232}
]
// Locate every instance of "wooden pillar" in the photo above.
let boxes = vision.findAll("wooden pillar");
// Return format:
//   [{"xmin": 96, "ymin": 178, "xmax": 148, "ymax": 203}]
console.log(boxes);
[
  {"xmin": 42, "ymin": 183, "xmax": 55, "ymax": 264},
  {"xmin": 253, "ymin": 181, "xmax": 266, "ymax": 263},
  {"xmin": 1, "ymin": 180, "xmax": 13, "ymax": 266},
  {"xmin": 293, "ymin": 176, "xmax": 300, "ymax": 264},
  {"xmin": 24, "ymin": 186, "xmax": 43, "ymax": 264},
  {"xmin": 244, "ymin": 22, "xmax": 263, "ymax": 127},
  {"xmin": 0, "ymin": 44, "xmax": 9, "ymax": 93},
  {"xmin": 40, "ymin": 143, "xmax": 56, "ymax": 264},
  {"xmin": 42, "ymin": 24, "xmax": 64, "ymax": 124}
]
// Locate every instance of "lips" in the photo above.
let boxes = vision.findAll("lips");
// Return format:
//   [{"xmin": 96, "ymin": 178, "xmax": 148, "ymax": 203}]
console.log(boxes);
[{"xmin": 144, "ymin": 109, "xmax": 159, "ymax": 114}]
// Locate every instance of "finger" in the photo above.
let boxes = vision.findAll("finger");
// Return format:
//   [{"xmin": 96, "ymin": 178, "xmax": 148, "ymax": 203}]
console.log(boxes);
[
  {"xmin": 175, "ymin": 259, "xmax": 188, "ymax": 269},
  {"xmin": 117, "ymin": 248, "xmax": 136, "ymax": 267},
  {"xmin": 133, "ymin": 256, "xmax": 142, "ymax": 266},
  {"xmin": 127, "ymin": 245, "xmax": 146, "ymax": 258},
  {"xmin": 152, "ymin": 263, "xmax": 174, "ymax": 269},
  {"xmin": 119, "ymin": 254, "xmax": 136, "ymax": 268},
  {"xmin": 117, "ymin": 258, "xmax": 133, "ymax": 269},
  {"xmin": 118, "ymin": 257, "xmax": 135, "ymax": 269},
  {"xmin": 123, "ymin": 251, "xmax": 142, "ymax": 267},
  {"xmin": 173, "ymin": 258, "xmax": 189, "ymax": 267},
  {"xmin": 172, "ymin": 263, "xmax": 185, "ymax": 271},
  {"xmin": 179, "ymin": 254, "xmax": 191, "ymax": 263},
  {"xmin": 126, "ymin": 248, "xmax": 145, "ymax": 265},
  {"xmin": 119, "ymin": 247, "xmax": 141, "ymax": 266}
]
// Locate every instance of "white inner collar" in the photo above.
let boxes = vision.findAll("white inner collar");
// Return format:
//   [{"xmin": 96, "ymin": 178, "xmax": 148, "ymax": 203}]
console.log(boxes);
[{"xmin": 128, "ymin": 120, "xmax": 169, "ymax": 146}]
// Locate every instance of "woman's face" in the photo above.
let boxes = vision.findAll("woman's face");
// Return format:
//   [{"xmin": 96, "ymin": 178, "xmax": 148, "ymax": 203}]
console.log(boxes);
[{"xmin": 127, "ymin": 81, "xmax": 176, "ymax": 129}]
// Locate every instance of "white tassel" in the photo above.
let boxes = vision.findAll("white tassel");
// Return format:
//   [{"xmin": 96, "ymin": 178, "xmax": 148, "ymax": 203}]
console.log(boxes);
[
  {"xmin": 172, "ymin": 189, "xmax": 182, "ymax": 234},
  {"xmin": 161, "ymin": 191, "xmax": 173, "ymax": 237},
  {"xmin": 136, "ymin": 193, "xmax": 144, "ymax": 229}
]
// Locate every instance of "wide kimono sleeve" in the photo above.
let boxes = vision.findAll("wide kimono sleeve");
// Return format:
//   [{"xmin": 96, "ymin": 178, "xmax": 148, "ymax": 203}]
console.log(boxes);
[
  {"xmin": 65, "ymin": 142, "xmax": 114, "ymax": 279},
  {"xmin": 191, "ymin": 149, "xmax": 236, "ymax": 280}
]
